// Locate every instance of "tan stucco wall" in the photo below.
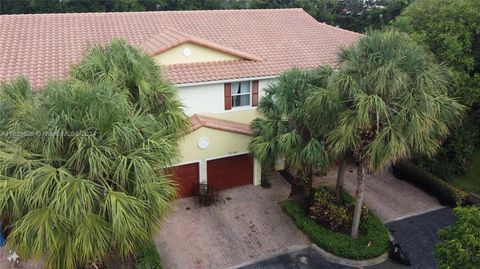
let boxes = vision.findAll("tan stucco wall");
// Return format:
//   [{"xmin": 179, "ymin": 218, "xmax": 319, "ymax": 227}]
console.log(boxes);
[
  {"xmin": 154, "ymin": 42, "xmax": 240, "ymax": 65},
  {"xmin": 202, "ymin": 109, "xmax": 261, "ymax": 124},
  {"xmin": 180, "ymin": 127, "xmax": 251, "ymax": 163},
  {"xmin": 179, "ymin": 126, "xmax": 261, "ymax": 185}
]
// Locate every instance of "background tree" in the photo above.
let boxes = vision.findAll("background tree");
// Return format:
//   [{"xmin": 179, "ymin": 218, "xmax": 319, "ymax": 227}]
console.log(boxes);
[
  {"xmin": 435, "ymin": 206, "xmax": 480, "ymax": 269},
  {"xmin": 392, "ymin": 0, "xmax": 480, "ymax": 176},
  {"xmin": 0, "ymin": 0, "xmax": 410, "ymax": 34},
  {"xmin": 335, "ymin": 0, "xmax": 411, "ymax": 33},
  {"xmin": 0, "ymin": 40, "xmax": 189, "ymax": 269},
  {"xmin": 308, "ymin": 30, "xmax": 464, "ymax": 238},
  {"xmin": 249, "ymin": 68, "xmax": 332, "ymax": 209}
]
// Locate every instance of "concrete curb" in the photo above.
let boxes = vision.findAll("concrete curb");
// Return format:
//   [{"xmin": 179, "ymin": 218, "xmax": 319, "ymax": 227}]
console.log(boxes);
[
  {"xmin": 227, "ymin": 244, "xmax": 310, "ymax": 269},
  {"xmin": 311, "ymin": 243, "xmax": 389, "ymax": 267},
  {"xmin": 385, "ymin": 206, "xmax": 447, "ymax": 224},
  {"xmin": 229, "ymin": 242, "xmax": 390, "ymax": 268}
]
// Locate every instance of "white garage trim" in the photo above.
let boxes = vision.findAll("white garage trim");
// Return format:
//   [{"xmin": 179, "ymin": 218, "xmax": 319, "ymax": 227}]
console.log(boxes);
[{"xmin": 205, "ymin": 151, "xmax": 250, "ymax": 162}]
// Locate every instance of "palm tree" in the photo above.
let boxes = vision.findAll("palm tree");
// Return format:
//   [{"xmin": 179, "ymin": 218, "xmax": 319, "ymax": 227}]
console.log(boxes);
[
  {"xmin": 307, "ymin": 30, "xmax": 464, "ymax": 238},
  {"xmin": 249, "ymin": 68, "xmax": 333, "ymax": 208},
  {"xmin": 0, "ymin": 40, "xmax": 189, "ymax": 268}
]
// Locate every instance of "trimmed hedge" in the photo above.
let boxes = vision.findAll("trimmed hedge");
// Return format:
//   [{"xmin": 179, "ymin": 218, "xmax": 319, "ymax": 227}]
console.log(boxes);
[
  {"xmin": 281, "ymin": 200, "xmax": 390, "ymax": 259},
  {"xmin": 135, "ymin": 240, "xmax": 163, "ymax": 269},
  {"xmin": 392, "ymin": 160, "xmax": 468, "ymax": 206}
]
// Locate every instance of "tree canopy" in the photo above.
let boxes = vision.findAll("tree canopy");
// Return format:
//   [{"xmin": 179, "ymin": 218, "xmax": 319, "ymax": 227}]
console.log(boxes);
[
  {"xmin": 0, "ymin": 40, "xmax": 189, "ymax": 269},
  {"xmin": 392, "ymin": 0, "xmax": 480, "ymax": 176},
  {"xmin": 435, "ymin": 206, "xmax": 480, "ymax": 269},
  {"xmin": 393, "ymin": 0, "xmax": 480, "ymax": 75},
  {"xmin": 311, "ymin": 30, "xmax": 464, "ymax": 171},
  {"xmin": 249, "ymin": 67, "xmax": 333, "ymax": 202},
  {"xmin": 307, "ymin": 30, "xmax": 464, "ymax": 237}
]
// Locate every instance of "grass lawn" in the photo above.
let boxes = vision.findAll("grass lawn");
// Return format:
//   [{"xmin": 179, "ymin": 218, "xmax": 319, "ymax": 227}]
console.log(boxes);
[{"xmin": 451, "ymin": 151, "xmax": 480, "ymax": 196}]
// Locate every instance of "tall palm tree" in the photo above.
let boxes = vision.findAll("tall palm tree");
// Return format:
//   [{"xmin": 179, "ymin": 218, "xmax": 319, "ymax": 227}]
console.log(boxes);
[
  {"xmin": 307, "ymin": 30, "xmax": 464, "ymax": 238},
  {"xmin": 0, "ymin": 40, "xmax": 189, "ymax": 268},
  {"xmin": 249, "ymin": 68, "xmax": 333, "ymax": 208}
]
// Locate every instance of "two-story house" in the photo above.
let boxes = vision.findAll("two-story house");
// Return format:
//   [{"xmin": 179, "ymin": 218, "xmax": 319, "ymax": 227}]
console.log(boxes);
[{"xmin": 0, "ymin": 9, "xmax": 360, "ymax": 197}]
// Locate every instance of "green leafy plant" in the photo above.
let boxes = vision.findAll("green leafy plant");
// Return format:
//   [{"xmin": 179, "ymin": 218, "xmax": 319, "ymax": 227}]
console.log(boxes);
[
  {"xmin": 249, "ymin": 68, "xmax": 334, "ymax": 207},
  {"xmin": 307, "ymin": 30, "xmax": 464, "ymax": 238},
  {"xmin": 435, "ymin": 206, "xmax": 480, "ymax": 269},
  {"xmin": 136, "ymin": 240, "xmax": 163, "ymax": 269},
  {"xmin": 0, "ymin": 40, "xmax": 189, "ymax": 269},
  {"xmin": 392, "ymin": 0, "xmax": 480, "ymax": 177},
  {"xmin": 309, "ymin": 188, "xmax": 367, "ymax": 233},
  {"xmin": 282, "ymin": 198, "xmax": 389, "ymax": 259}
]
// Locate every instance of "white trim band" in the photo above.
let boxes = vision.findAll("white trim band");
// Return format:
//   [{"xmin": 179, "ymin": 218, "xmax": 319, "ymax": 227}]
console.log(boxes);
[{"xmin": 174, "ymin": 75, "xmax": 278, "ymax": 88}]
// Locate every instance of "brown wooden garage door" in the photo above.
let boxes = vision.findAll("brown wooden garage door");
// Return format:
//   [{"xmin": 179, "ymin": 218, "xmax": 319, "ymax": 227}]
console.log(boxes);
[
  {"xmin": 171, "ymin": 162, "xmax": 199, "ymax": 198},
  {"xmin": 207, "ymin": 154, "xmax": 253, "ymax": 190}
]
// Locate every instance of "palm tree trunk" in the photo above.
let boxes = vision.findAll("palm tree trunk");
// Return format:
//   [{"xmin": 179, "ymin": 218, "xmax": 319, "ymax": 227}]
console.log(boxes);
[
  {"xmin": 303, "ymin": 167, "xmax": 314, "ymax": 212},
  {"xmin": 286, "ymin": 169, "xmax": 302, "ymax": 198},
  {"xmin": 335, "ymin": 156, "xmax": 347, "ymax": 205},
  {"xmin": 351, "ymin": 161, "xmax": 366, "ymax": 239}
]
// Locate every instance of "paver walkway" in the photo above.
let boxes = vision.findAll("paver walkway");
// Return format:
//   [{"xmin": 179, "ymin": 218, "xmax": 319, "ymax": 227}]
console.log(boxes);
[
  {"xmin": 155, "ymin": 173, "xmax": 309, "ymax": 269},
  {"xmin": 315, "ymin": 164, "xmax": 441, "ymax": 223},
  {"xmin": 0, "ymin": 247, "xmax": 42, "ymax": 269}
]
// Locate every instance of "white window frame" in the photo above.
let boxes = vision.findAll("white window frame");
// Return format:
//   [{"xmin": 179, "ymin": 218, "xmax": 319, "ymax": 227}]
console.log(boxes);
[{"xmin": 231, "ymin": 81, "xmax": 252, "ymax": 109}]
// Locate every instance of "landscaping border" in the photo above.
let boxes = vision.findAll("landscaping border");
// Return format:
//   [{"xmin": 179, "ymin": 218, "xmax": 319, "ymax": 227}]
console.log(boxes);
[
  {"xmin": 281, "ymin": 200, "xmax": 390, "ymax": 260},
  {"xmin": 311, "ymin": 243, "xmax": 389, "ymax": 267},
  {"xmin": 392, "ymin": 160, "xmax": 468, "ymax": 206}
]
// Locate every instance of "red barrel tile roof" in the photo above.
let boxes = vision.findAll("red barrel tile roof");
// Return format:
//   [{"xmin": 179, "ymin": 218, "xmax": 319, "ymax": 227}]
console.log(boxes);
[{"xmin": 0, "ymin": 8, "xmax": 361, "ymax": 90}]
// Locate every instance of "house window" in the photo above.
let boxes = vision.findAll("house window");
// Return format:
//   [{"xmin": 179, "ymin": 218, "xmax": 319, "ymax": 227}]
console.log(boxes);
[{"xmin": 231, "ymin": 81, "xmax": 251, "ymax": 108}]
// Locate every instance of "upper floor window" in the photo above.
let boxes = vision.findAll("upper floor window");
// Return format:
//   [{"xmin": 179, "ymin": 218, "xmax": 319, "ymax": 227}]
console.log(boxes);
[
  {"xmin": 224, "ymin": 80, "xmax": 258, "ymax": 111},
  {"xmin": 231, "ymin": 81, "xmax": 251, "ymax": 108}
]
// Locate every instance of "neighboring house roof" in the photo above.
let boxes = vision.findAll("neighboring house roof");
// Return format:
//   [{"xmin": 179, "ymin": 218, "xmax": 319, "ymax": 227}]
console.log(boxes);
[
  {"xmin": 0, "ymin": 8, "xmax": 361, "ymax": 90},
  {"xmin": 190, "ymin": 114, "xmax": 252, "ymax": 135}
]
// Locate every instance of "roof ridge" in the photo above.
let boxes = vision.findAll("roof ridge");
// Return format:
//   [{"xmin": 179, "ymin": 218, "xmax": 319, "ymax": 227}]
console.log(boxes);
[{"xmin": 0, "ymin": 8, "xmax": 305, "ymax": 17}]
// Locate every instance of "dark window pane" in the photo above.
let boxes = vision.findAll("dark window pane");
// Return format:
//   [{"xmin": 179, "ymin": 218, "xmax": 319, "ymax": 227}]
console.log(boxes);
[
  {"xmin": 231, "ymin": 81, "xmax": 250, "ymax": 94},
  {"xmin": 232, "ymin": 94, "xmax": 250, "ymax": 107}
]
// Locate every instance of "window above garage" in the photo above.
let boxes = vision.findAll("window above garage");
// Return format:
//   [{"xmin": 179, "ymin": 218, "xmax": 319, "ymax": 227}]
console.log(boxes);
[
  {"xmin": 231, "ymin": 81, "xmax": 251, "ymax": 108},
  {"xmin": 224, "ymin": 80, "xmax": 259, "ymax": 110}
]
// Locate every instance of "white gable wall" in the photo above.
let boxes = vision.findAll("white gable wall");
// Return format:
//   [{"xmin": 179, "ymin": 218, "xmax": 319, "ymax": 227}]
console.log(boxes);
[{"xmin": 176, "ymin": 78, "xmax": 275, "ymax": 116}]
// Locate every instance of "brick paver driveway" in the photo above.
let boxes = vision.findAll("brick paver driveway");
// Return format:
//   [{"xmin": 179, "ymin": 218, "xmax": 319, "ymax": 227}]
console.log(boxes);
[
  {"xmin": 315, "ymin": 164, "xmax": 442, "ymax": 223},
  {"xmin": 0, "ymin": 247, "xmax": 42, "ymax": 269},
  {"xmin": 155, "ymin": 173, "xmax": 309, "ymax": 269}
]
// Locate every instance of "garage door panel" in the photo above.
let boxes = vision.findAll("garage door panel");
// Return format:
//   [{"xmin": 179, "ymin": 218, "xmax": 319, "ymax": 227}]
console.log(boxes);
[
  {"xmin": 171, "ymin": 162, "xmax": 199, "ymax": 198},
  {"xmin": 207, "ymin": 154, "xmax": 253, "ymax": 190}
]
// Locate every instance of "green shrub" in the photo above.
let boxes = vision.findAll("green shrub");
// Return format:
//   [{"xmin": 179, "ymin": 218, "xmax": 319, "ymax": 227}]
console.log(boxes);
[
  {"xmin": 392, "ymin": 160, "xmax": 468, "ymax": 206},
  {"xmin": 136, "ymin": 241, "xmax": 163, "ymax": 269},
  {"xmin": 281, "ymin": 199, "xmax": 390, "ymax": 259},
  {"xmin": 435, "ymin": 206, "xmax": 480, "ymax": 269},
  {"xmin": 309, "ymin": 188, "xmax": 368, "ymax": 233}
]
